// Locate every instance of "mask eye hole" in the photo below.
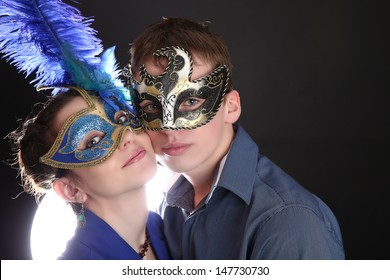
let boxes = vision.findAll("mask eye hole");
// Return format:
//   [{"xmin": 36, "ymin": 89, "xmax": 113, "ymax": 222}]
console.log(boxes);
[
  {"xmin": 78, "ymin": 131, "xmax": 106, "ymax": 150},
  {"xmin": 178, "ymin": 97, "xmax": 205, "ymax": 112},
  {"xmin": 115, "ymin": 110, "xmax": 129, "ymax": 124},
  {"xmin": 140, "ymin": 100, "xmax": 160, "ymax": 114},
  {"xmin": 86, "ymin": 134, "xmax": 103, "ymax": 148}
]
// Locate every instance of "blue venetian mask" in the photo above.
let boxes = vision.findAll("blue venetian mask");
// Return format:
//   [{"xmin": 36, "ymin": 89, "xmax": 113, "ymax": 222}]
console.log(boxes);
[{"xmin": 40, "ymin": 88, "xmax": 143, "ymax": 169}]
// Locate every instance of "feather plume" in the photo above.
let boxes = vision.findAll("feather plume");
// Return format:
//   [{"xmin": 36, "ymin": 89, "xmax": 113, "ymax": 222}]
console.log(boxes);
[{"xmin": 0, "ymin": 0, "xmax": 131, "ymax": 110}]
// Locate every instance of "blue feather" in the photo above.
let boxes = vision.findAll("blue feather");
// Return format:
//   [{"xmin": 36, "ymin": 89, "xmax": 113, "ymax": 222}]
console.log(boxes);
[
  {"xmin": 0, "ymin": 0, "xmax": 101, "ymax": 89},
  {"xmin": 0, "ymin": 0, "xmax": 131, "ymax": 110}
]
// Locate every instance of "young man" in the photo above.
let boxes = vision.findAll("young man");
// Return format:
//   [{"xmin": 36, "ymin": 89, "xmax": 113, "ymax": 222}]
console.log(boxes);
[{"xmin": 127, "ymin": 17, "xmax": 345, "ymax": 259}]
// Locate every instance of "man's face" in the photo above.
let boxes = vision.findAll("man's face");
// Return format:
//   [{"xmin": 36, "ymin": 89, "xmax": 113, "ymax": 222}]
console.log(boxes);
[
  {"xmin": 132, "ymin": 47, "xmax": 229, "ymax": 130},
  {"xmin": 135, "ymin": 50, "xmax": 234, "ymax": 175}
]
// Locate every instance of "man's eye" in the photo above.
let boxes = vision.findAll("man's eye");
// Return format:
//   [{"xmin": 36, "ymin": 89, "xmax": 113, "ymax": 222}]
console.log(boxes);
[
  {"xmin": 140, "ymin": 101, "xmax": 160, "ymax": 114},
  {"xmin": 86, "ymin": 135, "xmax": 103, "ymax": 148},
  {"xmin": 179, "ymin": 98, "xmax": 205, "ymax": 112},
  {"xmin": 184, "ymin": 98, "xmax": 199, "ymax": 106}
]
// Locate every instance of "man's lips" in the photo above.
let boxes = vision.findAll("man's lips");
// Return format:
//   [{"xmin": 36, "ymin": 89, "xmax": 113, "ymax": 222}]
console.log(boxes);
[
  {"xmin": 162, "ymin": 143, "xmax": 190, "ymax": 156},
  {"xmin": 123, "ymin": 147, "xmax": 146, "ymax": 167}
]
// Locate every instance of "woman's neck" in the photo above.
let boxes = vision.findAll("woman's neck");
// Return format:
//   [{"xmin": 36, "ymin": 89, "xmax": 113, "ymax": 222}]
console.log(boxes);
[{"xmin": 85, "ymin": 186, "xmax": 150, "ymax": 256}]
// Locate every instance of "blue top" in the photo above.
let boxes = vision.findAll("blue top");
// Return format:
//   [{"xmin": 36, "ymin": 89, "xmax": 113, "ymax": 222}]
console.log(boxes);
[
  {"xmin": 58, "ymin": 209, "xmax": 171, "ymax": 260},
  {"xmin": 160, "ymin": 124, "xmax": 345, "ymax": 259}
]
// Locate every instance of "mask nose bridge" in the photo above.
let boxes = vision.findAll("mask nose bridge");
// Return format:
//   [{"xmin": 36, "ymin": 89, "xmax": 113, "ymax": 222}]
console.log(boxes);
[{"xmin": 117, "ymin": 126, "xmax": 134, "ymax": 150}]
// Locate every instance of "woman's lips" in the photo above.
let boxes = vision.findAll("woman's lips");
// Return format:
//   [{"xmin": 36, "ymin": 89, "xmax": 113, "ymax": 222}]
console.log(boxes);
[
  {"xmin": 162, "ymin": 143, "xmax": 190, "ymax": 156},
  {"xmin": 123, "ymin": 148, "xmax": 146, "ymax": 167}
]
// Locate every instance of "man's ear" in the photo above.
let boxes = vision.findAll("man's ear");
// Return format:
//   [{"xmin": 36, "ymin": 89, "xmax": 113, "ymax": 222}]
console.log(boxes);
[
  {"xmin": 224, "ymin": 90, "xmax": 241, "ymax": 123},
  {"xmin": 53, "ymin": 178, "xmax": 87, "ymax": 204}
]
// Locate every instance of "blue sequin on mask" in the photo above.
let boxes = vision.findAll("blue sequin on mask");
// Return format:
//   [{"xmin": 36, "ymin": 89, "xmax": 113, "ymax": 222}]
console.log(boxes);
[{"xmin": 55, "ymin": 114, "xmax": 115, "ymax": 162}]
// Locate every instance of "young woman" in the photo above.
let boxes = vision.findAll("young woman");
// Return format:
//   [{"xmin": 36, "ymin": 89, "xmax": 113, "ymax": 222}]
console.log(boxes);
[
  {"xmin": 9, "ymin": 87, "xmax": 171, "ymax": 259},
  {"xmin": 0, "ymin": 0, "xmax": 171, "ymax": 260}
]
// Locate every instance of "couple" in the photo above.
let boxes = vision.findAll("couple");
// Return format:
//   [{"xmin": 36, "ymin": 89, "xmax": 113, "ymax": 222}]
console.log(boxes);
[{"xmin": 0, "ymin": 0, "xmax": 345, "ymax": 260}]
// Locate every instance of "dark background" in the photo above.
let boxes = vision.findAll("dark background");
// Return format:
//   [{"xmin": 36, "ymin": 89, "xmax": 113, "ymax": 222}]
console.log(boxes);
[{"xmin": 0, "ymin": 0, "xmax": 388, "ymax": 260}]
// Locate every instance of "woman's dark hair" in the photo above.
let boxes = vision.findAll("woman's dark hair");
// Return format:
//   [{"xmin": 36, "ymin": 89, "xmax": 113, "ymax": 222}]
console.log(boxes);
[{"xmin": 8, "ymin": 89, "xmax": 81, "ymax": 202}]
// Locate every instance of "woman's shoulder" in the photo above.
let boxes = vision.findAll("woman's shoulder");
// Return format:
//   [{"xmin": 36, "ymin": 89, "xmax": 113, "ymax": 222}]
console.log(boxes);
[
  {"xmin": 148, "ymin": 210, "xmax": 163, "ymax": 223},
  {"xmin": 57, "ymin": 238, "xmax": 104, "ymax": 260},
  {"xmin": 147, "ymin": 211, "xmax": 165, "ymax": 237},
  {"xmin": 147, "ymin": 211, "xmax": 172, "ymax": 260}
]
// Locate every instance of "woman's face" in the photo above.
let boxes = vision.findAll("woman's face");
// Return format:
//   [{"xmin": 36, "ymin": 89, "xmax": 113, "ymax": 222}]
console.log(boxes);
[{"xmin": 54, "ymin": 94, "xmax": 157, "ymax": 198}]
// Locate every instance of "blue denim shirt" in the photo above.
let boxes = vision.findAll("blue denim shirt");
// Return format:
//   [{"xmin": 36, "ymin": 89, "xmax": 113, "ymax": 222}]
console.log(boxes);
[{"xmin": 160, "ymin": 124, "xmax": 345, "ymax": 259}]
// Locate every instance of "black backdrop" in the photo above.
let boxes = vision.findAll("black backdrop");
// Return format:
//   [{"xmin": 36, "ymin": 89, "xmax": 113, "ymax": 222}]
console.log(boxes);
[{"xmin": 0, "ymin": 0, "xmax": 388, "ymax": 260}]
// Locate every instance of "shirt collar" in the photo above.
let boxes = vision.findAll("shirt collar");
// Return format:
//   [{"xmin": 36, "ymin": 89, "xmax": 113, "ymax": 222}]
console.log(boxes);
[{"xmin": 212, "ymin": 124, "xmax": 259, "ymax": 205}]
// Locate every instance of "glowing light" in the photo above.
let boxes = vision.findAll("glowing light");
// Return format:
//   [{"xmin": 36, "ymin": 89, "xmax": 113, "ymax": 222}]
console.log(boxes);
[
  {"xmin": 30, "ymin": 189, "xmax": 76, "ymax": 260},
  {"xmin": 30, "ymin": 164, "xmax": 174, "ymax": 259}
]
